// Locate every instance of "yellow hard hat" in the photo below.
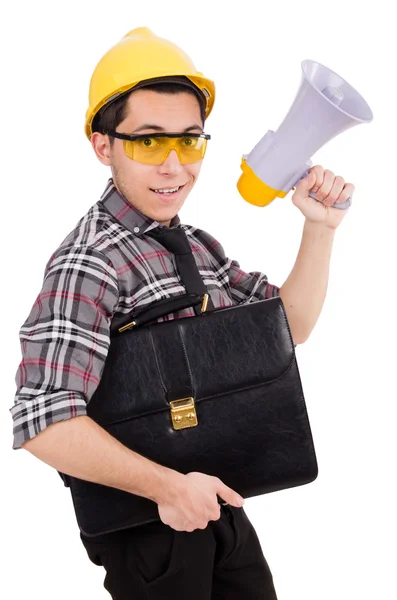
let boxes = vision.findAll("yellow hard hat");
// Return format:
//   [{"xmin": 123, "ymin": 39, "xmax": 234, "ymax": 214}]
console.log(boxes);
[{"xmin": 85, "ymin": 27, "xmax": 215, "ymax": 139}]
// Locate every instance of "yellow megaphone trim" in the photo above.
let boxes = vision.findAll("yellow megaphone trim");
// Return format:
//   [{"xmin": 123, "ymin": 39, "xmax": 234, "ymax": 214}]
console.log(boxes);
[{"xmin": 237, "ymin": 158, "xmax": 288, "ymax": 207}]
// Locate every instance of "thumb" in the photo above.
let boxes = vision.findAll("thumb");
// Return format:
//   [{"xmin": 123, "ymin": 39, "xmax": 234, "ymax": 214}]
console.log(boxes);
[{"xmin": 216, "ymin": 480, "xmax": 245, "ymax": 508}]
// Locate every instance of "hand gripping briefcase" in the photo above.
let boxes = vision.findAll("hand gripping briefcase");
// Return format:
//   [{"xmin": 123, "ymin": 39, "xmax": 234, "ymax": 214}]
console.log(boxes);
[{"xmin": 63, "ymin": 290, "xmax": 318, "ymax": 537}]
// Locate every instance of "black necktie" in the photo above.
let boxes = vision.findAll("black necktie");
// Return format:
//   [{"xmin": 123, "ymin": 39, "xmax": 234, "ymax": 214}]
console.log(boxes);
[{"xmin": 146, "ymin": 226, "xmax": 215, "ymax": 315}]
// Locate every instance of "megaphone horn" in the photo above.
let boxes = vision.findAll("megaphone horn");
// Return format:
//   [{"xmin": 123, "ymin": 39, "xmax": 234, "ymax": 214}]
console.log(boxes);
[{"xmin": 237, "ymin": 60, "xmax": 373, "ymax": 209}]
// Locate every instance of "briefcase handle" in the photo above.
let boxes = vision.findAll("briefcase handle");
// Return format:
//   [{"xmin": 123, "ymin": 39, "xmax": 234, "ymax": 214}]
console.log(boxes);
[{"xmin": 111, "ymin": 292, "xmax": 210, "ymax": 335}]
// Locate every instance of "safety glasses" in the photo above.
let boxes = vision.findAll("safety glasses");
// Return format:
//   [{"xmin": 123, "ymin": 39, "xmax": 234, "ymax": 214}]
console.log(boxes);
[{"xmin": 106, "ymin": 131, "xmax": 211, "ymax": 165}]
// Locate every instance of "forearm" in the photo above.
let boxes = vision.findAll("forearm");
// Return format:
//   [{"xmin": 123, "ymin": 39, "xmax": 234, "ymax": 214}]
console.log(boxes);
[
  {"xmin": 22, "ymin": 415, "xmax": 181, "ymax": 504},
  {"xmin": 279, "ymin": 219, "xmax": 336, "ymax": 344}
]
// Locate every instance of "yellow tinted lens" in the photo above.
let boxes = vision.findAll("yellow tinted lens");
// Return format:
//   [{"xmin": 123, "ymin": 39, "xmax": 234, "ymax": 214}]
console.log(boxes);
[
  {"xmin": 123, "ymin": 136, "xmax": 207, "ymax": 165},
  {"xmin": 123, "ymin": 137, "xmax": 167, "ymax": 164},
  {"xmin": 177, "ymin": 136, "xmax": 206, "ymax": 164}
]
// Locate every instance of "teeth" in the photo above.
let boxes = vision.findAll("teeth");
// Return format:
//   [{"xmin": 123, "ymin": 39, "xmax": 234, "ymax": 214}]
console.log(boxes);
[{"xmin": 153, "ymin": 186, "xmax": 180, "ymax": 193}]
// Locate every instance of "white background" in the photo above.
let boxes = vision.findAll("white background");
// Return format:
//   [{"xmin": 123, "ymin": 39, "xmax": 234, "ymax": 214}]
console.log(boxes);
[{"xmin": 2, "ymin": 1, "xmax": 396, "ymax": 598}]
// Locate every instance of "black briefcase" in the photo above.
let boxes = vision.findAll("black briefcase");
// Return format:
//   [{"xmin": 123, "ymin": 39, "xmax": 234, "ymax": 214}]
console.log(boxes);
[{"xmin": 64, "ymin": 292, "xmax": 318, "ymax": 537}]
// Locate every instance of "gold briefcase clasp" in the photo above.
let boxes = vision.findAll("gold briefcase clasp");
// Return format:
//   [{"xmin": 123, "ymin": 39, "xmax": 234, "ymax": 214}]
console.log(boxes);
[{"xmin": 170, "ymin": 397, "xmax": 198, "ymax": 431}]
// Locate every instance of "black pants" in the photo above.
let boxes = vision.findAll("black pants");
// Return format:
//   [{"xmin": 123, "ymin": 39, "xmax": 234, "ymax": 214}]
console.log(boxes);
[{"xmin": 80, "ymin": 504, "xmax": 278, "ymax": 599}]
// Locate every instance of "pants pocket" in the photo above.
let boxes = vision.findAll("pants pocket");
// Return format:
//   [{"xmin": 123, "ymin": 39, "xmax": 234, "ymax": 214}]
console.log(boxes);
[{"xmin": 126, "ymin": 520, "xmax": 178, "ymax": 585}]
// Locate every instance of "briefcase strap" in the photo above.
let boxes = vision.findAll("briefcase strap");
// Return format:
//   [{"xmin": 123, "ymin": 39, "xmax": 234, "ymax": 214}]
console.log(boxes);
[{"xmin": 110, "ymin": 292, "xmax": 210, "ymax": 335}]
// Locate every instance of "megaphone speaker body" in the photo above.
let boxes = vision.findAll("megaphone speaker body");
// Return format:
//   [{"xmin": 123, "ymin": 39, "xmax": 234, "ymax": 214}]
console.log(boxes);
[{"xmin": 237, "ymin": 60, "xmax": 373, "ymax": 208}]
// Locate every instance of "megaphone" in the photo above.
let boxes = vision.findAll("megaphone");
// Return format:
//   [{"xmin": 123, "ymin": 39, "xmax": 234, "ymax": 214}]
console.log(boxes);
[{"xmin": 237, "ymin": 60, "xmax": 373, "ymax": 209}]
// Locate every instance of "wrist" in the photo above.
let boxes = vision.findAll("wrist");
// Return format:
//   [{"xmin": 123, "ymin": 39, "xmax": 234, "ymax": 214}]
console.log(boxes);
[
  {"xmin": 304, "ymin": 218, "xmax": 337, "ymax": 236},
  {"xmin": 149, "ymin": 465, "xmax": 185, "ymax": 505}
]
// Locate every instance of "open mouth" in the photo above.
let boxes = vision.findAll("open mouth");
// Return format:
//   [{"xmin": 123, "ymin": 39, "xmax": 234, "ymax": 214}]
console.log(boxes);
[{"xmin": 150, "ymin": 184, "xmax": 186, "ymax": 199}]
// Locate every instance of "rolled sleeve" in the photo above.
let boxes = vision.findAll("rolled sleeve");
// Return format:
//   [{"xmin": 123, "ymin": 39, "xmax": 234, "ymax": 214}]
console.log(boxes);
[
  {"xmin": 11, "ymin": 246, "xmax": 119, "ymax": 449},
  {"xmin": 197, "ymin": 229, "xmax": 279, "ymax": 305},
  {"xmin": 227, "ymin": 258, "xmax": 280, "ymax": 304}
]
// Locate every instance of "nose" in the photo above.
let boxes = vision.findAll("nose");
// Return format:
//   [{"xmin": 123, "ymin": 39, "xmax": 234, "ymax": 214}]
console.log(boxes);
[{"xmin": 159, "ymin": 149, "xmax": 184, "ymax": 175}]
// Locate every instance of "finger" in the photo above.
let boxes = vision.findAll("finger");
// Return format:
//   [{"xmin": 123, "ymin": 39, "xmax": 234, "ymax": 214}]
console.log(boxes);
[
  {"xmin": 314, "ymin": 170, "xmax": 336, "ymax": 205},
  {"xmin": 215, "ymin": 479, "xmax": 244, "ymax": 507},
  {"xmin": 335, "ymin": 182, "xmax": 355, "ymax": 204},
  {"xmin": 204, "ymin": 505, "xmax": 221, "ymax": 524},
  {"xmin": 308, "ymin": 165, "xmax": 325, "ymax": 193},
  {"xmin": 170, "ymin": 520, "xmax": 191, "ymax": 532},
  {"xmin": 209, "ymin": 505, "xmax": 221, "ymax": 522},
  {"xmin": 323, "ymin": 175, "xmax": 345, "ymax": 207},
  {"xmin": 294, "ymin": 169, "xmax": 317, "ymax": 200}
]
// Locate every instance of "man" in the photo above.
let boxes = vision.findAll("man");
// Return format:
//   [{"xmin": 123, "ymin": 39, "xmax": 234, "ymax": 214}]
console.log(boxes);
[{"xmin": 11, "ymin": 27, "xmax": 354, "ymax": 599}]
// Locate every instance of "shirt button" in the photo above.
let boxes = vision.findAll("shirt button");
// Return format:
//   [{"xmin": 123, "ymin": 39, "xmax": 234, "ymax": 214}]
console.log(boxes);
[{"xmin": 133, "ymin": 227, "xmax": 140, "ymax": 233}]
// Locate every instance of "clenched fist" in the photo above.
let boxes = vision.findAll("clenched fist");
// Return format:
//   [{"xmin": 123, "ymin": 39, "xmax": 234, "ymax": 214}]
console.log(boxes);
[{"xmin": 292, "ymin": 165, "xmax": 355, "ymax": 229}]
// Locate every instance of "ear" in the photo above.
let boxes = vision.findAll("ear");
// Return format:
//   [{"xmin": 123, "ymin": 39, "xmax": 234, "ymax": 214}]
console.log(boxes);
[{"xmin": 91, "ymin": 132, "xmax": 112, "ymax": 166}]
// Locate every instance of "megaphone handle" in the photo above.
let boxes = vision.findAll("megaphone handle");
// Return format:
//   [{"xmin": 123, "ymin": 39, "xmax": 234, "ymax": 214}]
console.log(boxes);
[{"xmin": 308, "ymin": 191, "xmax": 352, "ymax": 210}]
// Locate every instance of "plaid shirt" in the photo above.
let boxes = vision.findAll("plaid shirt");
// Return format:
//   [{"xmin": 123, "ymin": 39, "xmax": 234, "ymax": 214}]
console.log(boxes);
[{"xmin": 11, "ymin": 179, "xmax": 279, "ymax": 449}]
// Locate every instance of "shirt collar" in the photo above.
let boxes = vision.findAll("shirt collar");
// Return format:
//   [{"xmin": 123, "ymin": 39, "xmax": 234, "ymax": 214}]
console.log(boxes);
[{"xmin": 99, "ymin": 178, "xmax": 181, "ymax": 236}]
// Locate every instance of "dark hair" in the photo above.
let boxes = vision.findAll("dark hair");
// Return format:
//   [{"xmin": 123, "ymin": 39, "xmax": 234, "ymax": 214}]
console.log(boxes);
[{"xmin": 92, "ymin": 80, "xmax": 206, "ymax": 141}]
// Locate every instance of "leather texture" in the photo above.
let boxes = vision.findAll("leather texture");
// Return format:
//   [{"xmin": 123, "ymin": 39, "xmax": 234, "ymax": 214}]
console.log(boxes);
[
  {"xmin": 65, "ymin": 296, "xmax": 318, "ymax": 537},
  {"xmin": 111, "ymin": 292, "xmax": 203, "ymax": 331}
]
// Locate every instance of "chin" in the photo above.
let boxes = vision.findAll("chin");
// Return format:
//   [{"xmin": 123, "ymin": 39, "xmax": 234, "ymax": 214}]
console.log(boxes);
[
  {"xmin": 161, "ymin": 213, "xmax": 178, "ymax": 225},
  {"xmin": 149, "ymin": 209, "xmax": 176, "ymax": 224},
  {"xmin": 154, "ymin": 203, "xmax": 184, "ymax": 222}
]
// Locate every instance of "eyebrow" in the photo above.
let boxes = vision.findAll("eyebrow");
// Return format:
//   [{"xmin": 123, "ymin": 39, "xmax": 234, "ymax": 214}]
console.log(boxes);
[{"xmin": 131, "ymin": 124, "xmax": 204, "ymax": 134}]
